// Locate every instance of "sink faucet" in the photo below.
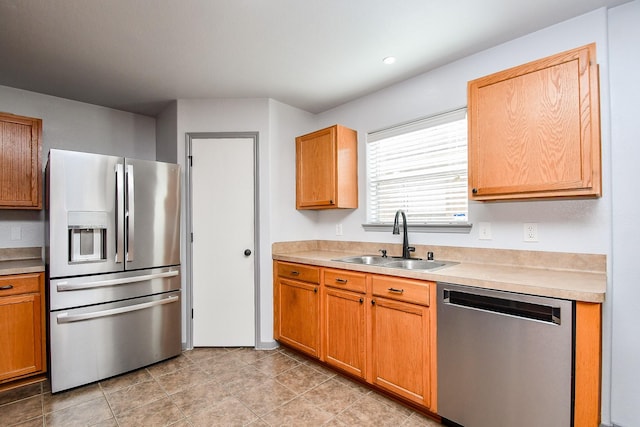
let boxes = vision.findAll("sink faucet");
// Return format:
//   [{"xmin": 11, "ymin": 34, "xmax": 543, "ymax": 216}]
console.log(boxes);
[{"xmin": 393, "ymin": 210, "xmax": 415, "ymax": 259}]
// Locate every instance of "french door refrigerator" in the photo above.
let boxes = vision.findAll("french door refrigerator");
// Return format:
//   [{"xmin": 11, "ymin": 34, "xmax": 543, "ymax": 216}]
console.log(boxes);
[{"xmin": 45, "ymin": 149, "xmax": 181, "ymax": 393}]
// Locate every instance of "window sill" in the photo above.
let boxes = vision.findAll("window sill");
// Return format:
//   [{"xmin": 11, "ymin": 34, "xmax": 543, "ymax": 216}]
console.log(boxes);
[{"xmin": 362, "ymin": 223, "xmax": 473, "ymax": 233}]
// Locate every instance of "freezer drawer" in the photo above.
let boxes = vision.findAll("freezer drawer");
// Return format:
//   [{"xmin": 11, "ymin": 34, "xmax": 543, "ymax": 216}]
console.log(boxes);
[
  {"xmin": 49, "ymin": 266, "xmax": 181, "ymax": 311},
  {"xmin": 49, "ymin": 291, "xmax": 181, "ymax": 393}
]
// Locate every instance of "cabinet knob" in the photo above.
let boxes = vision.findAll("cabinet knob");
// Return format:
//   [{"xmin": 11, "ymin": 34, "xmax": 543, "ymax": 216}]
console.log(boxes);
[
  {"xmin": 472, "ymin": 188, "xmax": 478, "ymax": 194},
  {"xmin": 359, "ymin": 298, "xmax": 364, "ymax": 304},
  {"xmin": 244, "ymin": 249, "xmax": 252, "ymax": 256},
  {"xmin": 371, "ymin": 300, "xmax": 376, "ymax": 305},
  {"xmin": 314, "ymin": 287, "xmax": 318, "ymax": 293}
]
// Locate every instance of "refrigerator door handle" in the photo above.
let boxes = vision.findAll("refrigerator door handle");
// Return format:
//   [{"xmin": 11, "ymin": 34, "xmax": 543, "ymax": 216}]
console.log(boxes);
[
  {"xmin": 126, "ymin": 164, "xmax": 135, "ymax": 262},
  {"xmin": 56, "ymin": 270, "xmax": 179, "ymax": 292},
  {"xmin": 115, "ymin": 163, "xmax": 125, "ymax": 263},
  {"xmin": 56, "ymin": 295, "xmax": 179, "ymax": 324}
]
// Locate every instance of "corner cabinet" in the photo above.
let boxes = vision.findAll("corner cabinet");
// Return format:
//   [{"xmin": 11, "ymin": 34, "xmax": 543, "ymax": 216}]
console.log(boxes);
[
  {"xmin": 468, "ymin": 43, "xmax": 601, "ymax": 201},
  {"xmin": 0, "ymin": 272, "xmax": 46, "ymax": 390},
  {"xmin": 0, "ymin": 112, "xmax": 43, "ymax": 209},
  {"xmin": 296, "ymin": 124, "xmax": 358, "ymax": 210},
  {"xmin": 273, "ymin": 261, "xmax": 321, "ymax": 358}
]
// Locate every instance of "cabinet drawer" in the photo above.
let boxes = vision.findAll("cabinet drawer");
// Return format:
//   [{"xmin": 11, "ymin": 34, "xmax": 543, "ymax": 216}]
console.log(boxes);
[
  {"xmin": 371, "ymin": 275, "xmax": 430, "ymax": 306},
  {"xmin": 324, "ymin": 269, "xmax": 366, "ymax": 293},
  {"xmin": 0, "ymin": 273, "xmax": 41, "ymax": 297},
  {"xmin": 277, "ymin": 262, "xmax": 320, "ymax": 284}
]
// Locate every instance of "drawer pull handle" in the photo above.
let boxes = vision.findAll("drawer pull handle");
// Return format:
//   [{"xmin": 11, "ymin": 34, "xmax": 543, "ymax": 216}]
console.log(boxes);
[
  {"xmin": 0, "ymin": 285, "xmax": 14, "ymax": 290},
  {"xmin": 335, "ymin": 278, "xmax": 348, "ymax": 284},
  {"xmin": 388, "ymin": 287, "xmax": 404, "ymax": 294},
  {"xmin": 290, "ymin": 271, "xmax": 300, "ymax": 276}
]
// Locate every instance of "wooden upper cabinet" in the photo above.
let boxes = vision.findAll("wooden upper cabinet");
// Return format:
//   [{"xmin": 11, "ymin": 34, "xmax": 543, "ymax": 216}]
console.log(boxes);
[
  {"xmin": 296, "ymin": 124, "xmax": 358, "ymax": 209},
  {"xmin": 0, "ymin": 112, "xmax": 42, "ymax": 209},
  {"xmin": 468, "ymin": 43, "xmax": 601, "ymax": 200}
]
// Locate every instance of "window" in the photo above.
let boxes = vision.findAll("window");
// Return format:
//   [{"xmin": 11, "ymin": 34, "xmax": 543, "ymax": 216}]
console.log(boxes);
[{"xmin": 365, "ymin": 108, "xmax": 468, "ymax": 229}]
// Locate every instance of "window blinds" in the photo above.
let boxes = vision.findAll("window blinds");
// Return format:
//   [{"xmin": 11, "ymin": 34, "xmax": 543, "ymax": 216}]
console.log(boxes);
[{"xmin": 366, "ymin": 108, "xmax": 468, "ymax": 224}]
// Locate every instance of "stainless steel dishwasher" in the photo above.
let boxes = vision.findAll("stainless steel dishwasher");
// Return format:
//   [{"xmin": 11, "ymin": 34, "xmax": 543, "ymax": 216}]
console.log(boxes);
[{"xmin": 437, "ymin": 282, "xmax": 574, "ymax": 427}]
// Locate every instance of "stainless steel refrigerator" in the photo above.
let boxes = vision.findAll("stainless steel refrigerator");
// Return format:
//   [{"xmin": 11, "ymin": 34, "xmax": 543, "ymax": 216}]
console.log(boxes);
[{"xmin": 45, "ymin": 149, "xmax": 181, "ymax": 393}]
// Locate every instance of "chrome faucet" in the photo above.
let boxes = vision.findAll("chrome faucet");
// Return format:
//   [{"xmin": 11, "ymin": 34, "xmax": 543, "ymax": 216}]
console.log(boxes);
[{"xmin": 393, "ymin": 210, "xmax": 415, "ymax": 259}]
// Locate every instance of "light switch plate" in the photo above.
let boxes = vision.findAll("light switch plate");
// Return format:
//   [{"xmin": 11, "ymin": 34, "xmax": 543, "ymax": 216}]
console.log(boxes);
[{"xmin": 478, "ymin": 222, "xmax": 492, "ymax": 240}]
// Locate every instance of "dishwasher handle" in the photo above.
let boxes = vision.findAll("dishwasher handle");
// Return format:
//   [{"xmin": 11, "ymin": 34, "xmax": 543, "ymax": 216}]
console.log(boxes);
[{"xmin": 443, "ymin": 289, "xmax": 562, "ymax": 325}]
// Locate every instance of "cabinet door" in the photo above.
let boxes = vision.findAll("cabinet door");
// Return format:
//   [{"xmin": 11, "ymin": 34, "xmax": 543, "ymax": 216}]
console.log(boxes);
[
  {"xmin": 0, "ymin": 112, "xmax": 42, "ymax": 209},
  {"xmin": 296, "ymin": 126, "xmax": 336, "ymax": 209},
  {"xmin": 0, "ymin": 293, "xmax": 43, "ymax": 381},
  {"xmin": 276, "ymin": 278, "xmax": 320, "ymax": 357},
  {"xmin": 370, "ymin": 297, "xmax": 430, "ymax": 407},
  {"xmin": 468, "ymin": 43, "xmax": 600, "ymax": 200},
  {"xmin": 324, "ymin": 287, "xmax": 366, "ymax": 378}
]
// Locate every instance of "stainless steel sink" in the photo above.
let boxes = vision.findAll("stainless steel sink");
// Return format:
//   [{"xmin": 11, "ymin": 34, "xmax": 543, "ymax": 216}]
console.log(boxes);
[
  {"xmin": 333, "ymin": 255, "xmax": 390, "ymax": 265},
  {"xmin": 333, "ymin": 255, "xmax": 456, "ymax": 271}
]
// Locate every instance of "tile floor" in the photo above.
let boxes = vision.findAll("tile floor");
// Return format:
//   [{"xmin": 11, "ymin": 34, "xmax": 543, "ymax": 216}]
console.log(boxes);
[{"xmin": 0, "ymin": 347, "xmax": 442, "ymax": 426}]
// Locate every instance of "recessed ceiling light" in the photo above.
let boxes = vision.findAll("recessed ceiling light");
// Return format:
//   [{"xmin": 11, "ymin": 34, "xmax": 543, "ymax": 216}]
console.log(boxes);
[{"xmin": 383, "ymin": 56, "xmax": 396, "ymax": 65}]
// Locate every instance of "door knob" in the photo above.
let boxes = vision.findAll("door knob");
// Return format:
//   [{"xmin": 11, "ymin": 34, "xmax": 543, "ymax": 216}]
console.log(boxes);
[{"xmin": 244, "ymin": 249, "xmax": 252, "ymax": 256}]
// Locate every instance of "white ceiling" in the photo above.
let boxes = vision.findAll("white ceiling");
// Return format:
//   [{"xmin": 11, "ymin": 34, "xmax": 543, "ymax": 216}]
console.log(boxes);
[{"xmin": 0, "ymin": 0, "xmax": 629, "ymax": 117}]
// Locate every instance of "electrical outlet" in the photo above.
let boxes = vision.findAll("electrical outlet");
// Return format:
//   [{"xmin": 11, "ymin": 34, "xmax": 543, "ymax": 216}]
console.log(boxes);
[
  {"xmin": 478, "ymin": 222, "xmax": 492, "ymax": 240},
  {"xmin": 335, "ymin": 223, "xmax": 343, "ymax": 236},
  {"xmin": 523, "ymin": 223, "xmax": 538, "ymax": 242}
]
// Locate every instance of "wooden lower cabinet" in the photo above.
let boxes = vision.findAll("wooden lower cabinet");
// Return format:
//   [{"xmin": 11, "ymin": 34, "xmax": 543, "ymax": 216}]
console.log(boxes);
[
  {"xmin": 0, "ymin": 272, "xmax": 46, "ymax": 389},
  {"xmin": 369, "ymin": 296, "xmax": 431, "ymax": 408},
  {"xmin": 274, "ymin": 262, "xmax": 320, "ymax": 358},
  {"xmin": 323, "ymin": 286, "xmax": 367, "ymax": 378}
]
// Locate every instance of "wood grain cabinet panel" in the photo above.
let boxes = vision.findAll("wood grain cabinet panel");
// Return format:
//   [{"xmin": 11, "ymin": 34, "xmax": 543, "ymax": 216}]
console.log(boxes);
[
  {"xmin": 369, "ymin": 295, "xmax": 430, "ymax": 407},
  {"xmin": 468, "ymin": 43, "xmax": 601, "ymax": 200},
  {"xmin": 323, "ymin": 287, "xmax": 367, "ymax": 378},
  {"xmin": 0, "ymin": 273, "xmax": 46, "ymax": 388},
  {"xmin": 296, "ymin": 124, "xmax": 358, "ymax": 209},
  {"xmin": 0, "ymin": 112, "xmax": 42, "ymax": 209},
  {"xmin": 273, "ymin": 262, "xmax": 320, "ymax": 358}
]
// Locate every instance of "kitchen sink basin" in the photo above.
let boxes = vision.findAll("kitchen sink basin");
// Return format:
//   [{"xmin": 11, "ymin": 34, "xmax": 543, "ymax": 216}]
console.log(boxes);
[
  {"xmin": 333, "ymin": 255, "xmax": 457, "ymax": 271},
  {"xmin": 333, "ymin": 255, "xmax": 390, "ymax": 265}
]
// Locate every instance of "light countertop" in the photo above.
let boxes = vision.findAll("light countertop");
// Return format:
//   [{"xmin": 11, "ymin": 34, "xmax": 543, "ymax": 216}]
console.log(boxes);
[{"xmin": 0, "ymin": 247, "xmax": 45, "ymax": 276}]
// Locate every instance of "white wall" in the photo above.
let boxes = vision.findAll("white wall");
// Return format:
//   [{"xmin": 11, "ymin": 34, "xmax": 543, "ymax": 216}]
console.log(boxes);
[
  {"xmin": 609, "ymin": 1, "xmax": 640, "ymax": 425},
  {"xmin": 313, "ymin": 9, "xmax": 611, "ymax": 256},
  {"xmin": 156, "ymin": 100, "xmax": 178, "ymax": 163},
  {"xmin": 0, "ymin": 85, "xmax": 156, "ymax": 249}
]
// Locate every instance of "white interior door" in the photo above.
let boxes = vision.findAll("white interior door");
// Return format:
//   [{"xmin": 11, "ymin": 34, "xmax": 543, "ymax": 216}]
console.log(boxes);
[{"xmin": 191, "ymin": 137, "xmax": 255, "ymax": 347}]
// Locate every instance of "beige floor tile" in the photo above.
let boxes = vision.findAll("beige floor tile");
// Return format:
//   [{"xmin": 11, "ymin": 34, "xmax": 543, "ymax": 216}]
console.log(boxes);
[
  {"xmin": 188, "ymin": 396, "xmax": 257, "ymax": 426},
  {"xmin": 402, "ymin": 412, "xmax": 442, "ymax": 426},
  {"xmin": 147, "ymin": 354, "xmax": 194, "ymax": 378},
  {"xmin": 0, "ymin": 395, "xmax": 42, "ymax": 426},
  {"xmin": 43, "ymin": 383, "xmax": 104, "ymax": 414},
  {"xmin": 331, "ymin": 393, "xmax": 411, "ymax": 426},
  {"xmin": 260, "ymin": 396, "xmax": 334, "ymax": 426},
  {"xmin": 234, "ymin": 378, "xmax": 297, "ymax": 416},
  {"xmin": 216, "ymin": 365, "xmax": 270, "ymax": 396},
  {"xmin": 156, "ymin": 364, "xmax": 209, "ymax": 395},
  {"xmin": 198, "ymin": 352, "xmax": 247, "ymax": 376},
  {"xmin": 302, "ymin": 377, "xmax": 368, "ymax": 415},
  {"xmin": 230, "ymin": 347, "xmax": 278, "ymax": 365},
  {"xmin": 105, "ymin": 378, "xmax": 167, "ymax": 415},
  {"xmin": 183, "ymin": 347, "xmax": 230, "ymax": 364},
  {"xmin": 170, "ymin": 380, "xmax": 230, "ymax": 416},
  {"xmin": 114, "ymin": 397, "xmax": 184, "ymax": 427},
  {"xmin": 44, "ymin": 396, "xmax": 113, "ymax": 427},
  {"xmin": 274, "ymin": 363, "xmax": 331, "ymax": 394},
  {"xmin": 12, "ymin": 416, "xmax": 45, "ymax": 427},
  {"xmin": 248, "ymin": 352, "xmax": 301, "ymax": 377},
  {"xmin": 99, "ymin": 369, "xmax": 153, "ymax": 394}
]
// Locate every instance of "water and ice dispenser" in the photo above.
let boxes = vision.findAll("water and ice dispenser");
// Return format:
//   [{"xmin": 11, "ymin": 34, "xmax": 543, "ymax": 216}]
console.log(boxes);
[{"xmin": 68, "ymin": 211, "xmax": 108, "ymax": 263}]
